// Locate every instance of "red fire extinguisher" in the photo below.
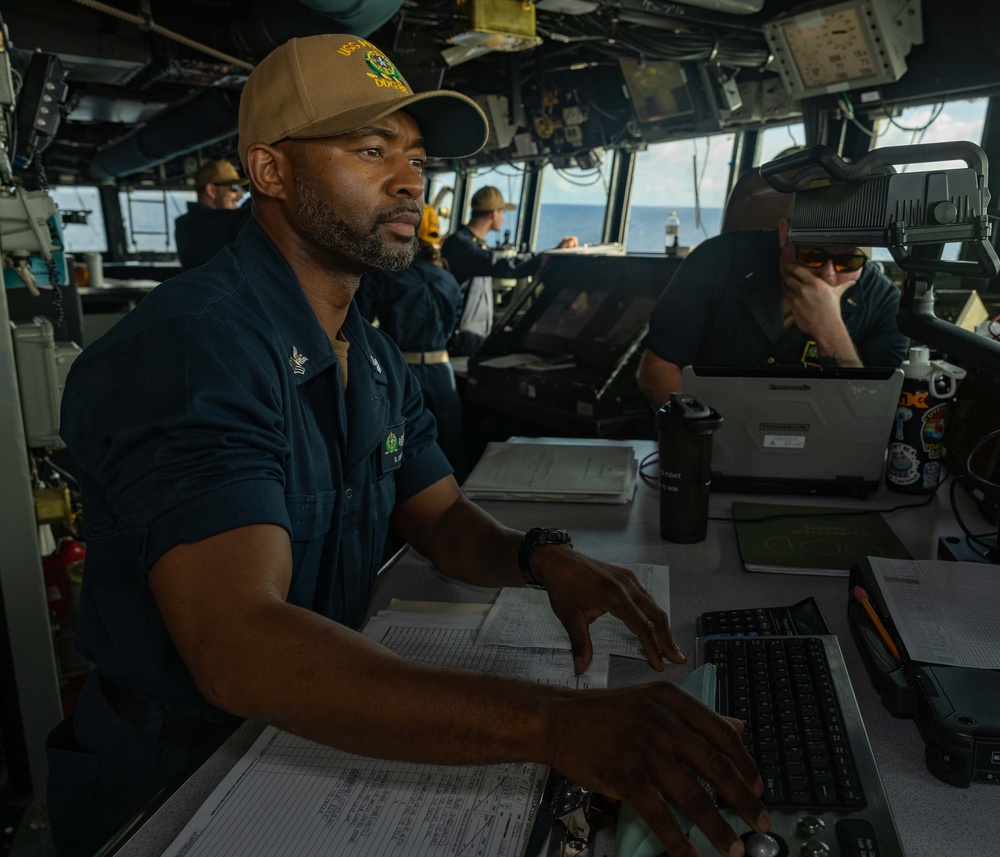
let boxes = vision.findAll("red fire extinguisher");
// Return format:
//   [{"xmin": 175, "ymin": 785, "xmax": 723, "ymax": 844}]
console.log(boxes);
[{"xmin": 43, "ymin": 538, "xmax": 86, "ymax": 626}]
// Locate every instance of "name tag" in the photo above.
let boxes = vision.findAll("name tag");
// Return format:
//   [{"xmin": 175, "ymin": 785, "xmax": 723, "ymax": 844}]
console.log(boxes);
[{"xmin": 380, "ymin": 420, "xmax": 405, "ymax": 475}]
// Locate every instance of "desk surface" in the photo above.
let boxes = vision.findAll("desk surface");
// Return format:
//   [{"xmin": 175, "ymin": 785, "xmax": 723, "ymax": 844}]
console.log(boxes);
[{"xmin": 111, "ymin": 440, "xmax": 999, "ymax": 857}]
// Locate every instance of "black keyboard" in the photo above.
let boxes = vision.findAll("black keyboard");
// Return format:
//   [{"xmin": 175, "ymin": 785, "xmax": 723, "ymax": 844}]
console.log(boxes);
[
  {"xmin": 704, "ymin": 636, "xmax": 864, "ymax": 809},
  {"xmin": 697, "ymin": 597, "xmax": 830, "ymax": 638},
  {"xmin": 693, "ymin": 635, "xmax": 905, "ymax": 857}
]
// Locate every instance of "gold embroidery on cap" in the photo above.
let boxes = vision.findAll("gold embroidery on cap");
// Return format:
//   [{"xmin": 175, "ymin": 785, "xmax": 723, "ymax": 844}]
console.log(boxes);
[
  {"xmin": 337, "ymin": 39, "xmax": 371, "ymax": 57},
  {"xmin": 364, "ymin": 51, "xmax": 407, "ymax": 93}
]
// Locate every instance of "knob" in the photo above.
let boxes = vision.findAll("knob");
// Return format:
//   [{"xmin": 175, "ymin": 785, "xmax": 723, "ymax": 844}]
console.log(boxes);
[
  {"xmin": 931, "ymin": 200, "xmax": 958, "ymax": 224},
  {"xmin": 797, "ymin": 816, "xmax": 826, "ymax": 837},
  {"xmin": 800, "ymin": 840, "xmax": 831, "ymax": 857}
]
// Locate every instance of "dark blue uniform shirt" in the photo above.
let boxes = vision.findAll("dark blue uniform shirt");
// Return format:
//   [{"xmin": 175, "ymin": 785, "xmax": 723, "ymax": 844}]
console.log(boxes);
[
  {"xmin": 643, "ymin": 230, "xmax": 909, "ymax": 370},
  {"xmin": 356, "ymin": 255, "xmax": 462, "ymax": 351},
  {"xmin": 440, "ymin": 224, "xmax": 544, "ymax": 286},
  {"xmin": 61, "ymin": 217, "xmax": 451, "ymax": 718},
  {"xmin": 173, "ymin": 200, "xmax": 253, "ymax": 271}
]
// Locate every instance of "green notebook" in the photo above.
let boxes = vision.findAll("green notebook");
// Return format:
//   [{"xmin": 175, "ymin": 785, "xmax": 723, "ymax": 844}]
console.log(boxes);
[{"xmin": 731, "ymin": 501, "xmax": 912, "ymax": 576}]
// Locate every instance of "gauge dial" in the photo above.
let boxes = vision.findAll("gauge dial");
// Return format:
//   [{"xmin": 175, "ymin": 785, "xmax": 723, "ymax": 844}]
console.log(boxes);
[{"xmin": 782, "ymin": 7, "xmax": 878, "ymax": 88}]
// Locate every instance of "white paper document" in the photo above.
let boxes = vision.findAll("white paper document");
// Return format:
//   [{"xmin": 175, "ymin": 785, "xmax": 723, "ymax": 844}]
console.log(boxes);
[
  {"xmin": 364, "ymin": 611, "xmax": 611, "ymax": 687},
  {"xmin": 462, "ymin": 441, "xmax": 638, "ymax": 503},
  {"xmin": 868, "ymin": 557, "xmax": 1000, "ymax": 669},
  {"xmin": 476, "ymin": 564, "xmax": 669, "ymax": 659},
  {"xmin": 160, "ymin": 612, "xmax": 607, "ymax": 857}
]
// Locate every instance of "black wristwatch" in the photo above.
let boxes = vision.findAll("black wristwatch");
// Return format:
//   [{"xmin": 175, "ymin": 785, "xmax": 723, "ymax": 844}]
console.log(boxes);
[{"xmin": 518, "ymin": 528, "xmax": 573, "ymax": 588}]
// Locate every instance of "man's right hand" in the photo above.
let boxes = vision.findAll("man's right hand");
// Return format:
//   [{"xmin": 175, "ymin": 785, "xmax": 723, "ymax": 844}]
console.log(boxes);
[{"xmin": 546, "ymin": 682, "xmax": 769, "ymax": 857}]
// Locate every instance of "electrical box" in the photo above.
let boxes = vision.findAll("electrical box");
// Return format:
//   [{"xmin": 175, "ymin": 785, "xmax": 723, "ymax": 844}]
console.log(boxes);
[
  {"xmin": 449, "ymin": 0, "xmax": 543, "ymax": 52},
  {"xmin": 10, "ymin": 316, "xmax": 81, "ymax": 449}
]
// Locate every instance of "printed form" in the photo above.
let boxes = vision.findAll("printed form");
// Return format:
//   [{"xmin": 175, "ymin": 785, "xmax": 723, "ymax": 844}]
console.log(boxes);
[
  {"xmin": 476, "ymin": 563, "xmax": 669, "ymax": 658},
  {"xmin": 868, "ymin": 557, "xmax": 1000, "ymax": 668},
  {"xmin": 160, "ymin": 612, "xmax": 609, "ymax": 857}
]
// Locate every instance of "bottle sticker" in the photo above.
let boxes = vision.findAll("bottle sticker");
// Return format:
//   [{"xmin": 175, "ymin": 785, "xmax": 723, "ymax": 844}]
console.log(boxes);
[
  {"xmin": 920, "ymin": 403, "xmax": 948, "ymax": 458},
  {"xmin": 892, "ymin": 406, "xmax": 912, "ymax": 440},
  {"xmin": 886, "ymin": 442, "xmax": 921, "ymax": 486}
]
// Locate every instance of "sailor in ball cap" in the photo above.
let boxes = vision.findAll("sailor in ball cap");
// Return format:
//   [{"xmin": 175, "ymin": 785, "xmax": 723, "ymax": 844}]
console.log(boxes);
[
  {"xmin": 48, "ymin": 34, "xmax": 768, "ymax": 857},
  {"xmin": 173, "ymin": 159, "xmax": 252, "ymax": 270}
]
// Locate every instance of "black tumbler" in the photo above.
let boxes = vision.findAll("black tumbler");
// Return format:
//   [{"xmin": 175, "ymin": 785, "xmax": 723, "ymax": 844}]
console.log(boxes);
[{"xmin": 656, "ymin": 392, "xmax": 724, "ymax": 543}]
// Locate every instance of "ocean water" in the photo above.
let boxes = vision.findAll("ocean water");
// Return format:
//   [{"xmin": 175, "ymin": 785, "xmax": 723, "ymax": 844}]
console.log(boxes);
[{"xmin": 533, "ymin": 203, "xmax": 724, "ymax": 254}]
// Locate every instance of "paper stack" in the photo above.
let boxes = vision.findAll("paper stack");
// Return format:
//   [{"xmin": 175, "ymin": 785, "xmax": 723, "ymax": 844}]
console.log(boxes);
[{"xmin": 462, "ymin": 441, "xmax": 638, "ymax": 503}]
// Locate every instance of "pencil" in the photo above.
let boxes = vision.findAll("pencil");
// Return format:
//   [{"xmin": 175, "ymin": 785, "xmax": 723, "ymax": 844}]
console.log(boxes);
[{"xmin": 852, "ymin": 585, "xmax": 901, "ymax": 663}]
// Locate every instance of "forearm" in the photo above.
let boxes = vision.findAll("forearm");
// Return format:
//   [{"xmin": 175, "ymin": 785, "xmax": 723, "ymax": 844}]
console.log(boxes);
[
  {"xmin": 812, "ymin": 321, "xmax": 862, "ymax": 365},
  {"xmin": 636, "ymin": 349, "xmax": 684, "ymax": 409},
  {"xmin": 205, "ymin": 600, "xmax": 564, "ymax": 765},
  {"xmin": 413, "ymin": 492, "xmax": 525, "ymax": 588}
]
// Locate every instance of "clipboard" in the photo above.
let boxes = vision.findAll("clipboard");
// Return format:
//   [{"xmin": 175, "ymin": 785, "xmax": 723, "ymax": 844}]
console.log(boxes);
[{"xmin": 848, "ymin": 557, "xmax": 1000, "ymax": 787}]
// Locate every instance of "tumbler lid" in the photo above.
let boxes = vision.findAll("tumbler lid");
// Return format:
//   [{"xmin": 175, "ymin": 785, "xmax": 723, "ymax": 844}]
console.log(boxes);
[{"xmin": 656, "ymin": 392, "xmax": 724, "ymax": 435}]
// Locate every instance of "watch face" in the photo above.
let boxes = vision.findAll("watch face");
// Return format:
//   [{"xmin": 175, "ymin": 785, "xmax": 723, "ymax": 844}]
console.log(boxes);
[{"xmin": 540, "ymin": 529, "xmax": 571, "ymax": 545}]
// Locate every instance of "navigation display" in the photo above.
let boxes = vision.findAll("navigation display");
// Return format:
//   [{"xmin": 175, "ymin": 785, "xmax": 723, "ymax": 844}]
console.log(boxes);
[
  {"xmin": 527, "ymin": 288, "xmax": 609, "ymax": 340},
  {"xmin": 591, "ymin": 295, "xmax": 659, "ymax": 348}
]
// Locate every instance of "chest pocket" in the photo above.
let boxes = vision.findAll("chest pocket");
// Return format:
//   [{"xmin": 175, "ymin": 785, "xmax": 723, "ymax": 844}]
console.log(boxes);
[
  {"xmin": 287, "ymin": 491, "xmax": 337, "ymax": 540},
  {"xmin": 284, "ymin": 491, "xmax": 337, "ymax": 609}
]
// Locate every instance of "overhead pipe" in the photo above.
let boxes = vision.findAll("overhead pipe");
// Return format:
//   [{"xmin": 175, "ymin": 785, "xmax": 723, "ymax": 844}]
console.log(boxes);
[
  {"xmin": 88, "ymin": 0, "xmax": 403, "ymax": 181},
  {"xmin": 89, "ymin": 87, "xmax": 241, "ymax": 182}
]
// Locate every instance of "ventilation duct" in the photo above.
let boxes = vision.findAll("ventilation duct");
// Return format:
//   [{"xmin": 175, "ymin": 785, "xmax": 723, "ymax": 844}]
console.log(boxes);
[{"xmin": 89, "ymin": 87, "xmax": 241, "ymax": 182}]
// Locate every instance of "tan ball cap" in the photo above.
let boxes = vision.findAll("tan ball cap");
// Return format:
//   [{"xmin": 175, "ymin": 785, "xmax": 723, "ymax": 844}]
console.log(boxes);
[
  {"xmin": 195, "ymin": 159, "xmax": 248, "ymax": 188},
  {"xmin": 471, "ymin": 186, "xmax": 516, "ymax": 211},
  {"xmin": 238, "ymin": 34, "xmax": 488, "ymax": 170}
]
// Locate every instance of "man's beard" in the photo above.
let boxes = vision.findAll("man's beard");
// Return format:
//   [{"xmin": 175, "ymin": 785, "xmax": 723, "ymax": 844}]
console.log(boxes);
[{"xmin": 293, "ymin": 176, "xmax": 417, "ymax": 272}]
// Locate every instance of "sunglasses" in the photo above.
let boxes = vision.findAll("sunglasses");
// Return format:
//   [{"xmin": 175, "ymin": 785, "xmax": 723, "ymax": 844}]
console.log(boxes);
[
  {"xmin": 794, "ymin": 246, "xmax": 867, "ymax": 273},
  {"xmin": 214, "ymin": 183, "xmax": 243, "ymax": 193}
]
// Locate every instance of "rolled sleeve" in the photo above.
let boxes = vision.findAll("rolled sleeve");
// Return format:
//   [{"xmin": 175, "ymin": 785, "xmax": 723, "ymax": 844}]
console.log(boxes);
[{"xmin": 63, "ymin": 315, "xmax": 292, "ymax": 572}]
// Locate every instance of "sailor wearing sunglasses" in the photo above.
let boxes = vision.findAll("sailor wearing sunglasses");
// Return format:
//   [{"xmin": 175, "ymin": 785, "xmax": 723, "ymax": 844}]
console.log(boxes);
[
  {"xmin": 174, "ymin": 159, "xmax": 253, "ymax": 271},
  {"xmin": 636, "ymin": 216, "xmax": 909, "ymax": 408}
]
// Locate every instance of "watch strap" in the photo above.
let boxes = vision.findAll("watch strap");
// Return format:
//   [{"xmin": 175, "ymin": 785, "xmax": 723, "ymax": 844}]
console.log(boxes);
[{"xmin": 518, "ymin": 528, "xmax": 572, "ymax": 588}]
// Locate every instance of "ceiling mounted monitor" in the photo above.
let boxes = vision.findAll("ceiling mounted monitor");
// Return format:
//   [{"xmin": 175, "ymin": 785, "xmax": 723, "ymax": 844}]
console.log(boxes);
[
  {"xmin": 763, "ymin": 0, "xmax": 923, "ymax": 100},
  {"xmin": 618, "ymin": 59, "xmax": 696, "ymax": 126}
]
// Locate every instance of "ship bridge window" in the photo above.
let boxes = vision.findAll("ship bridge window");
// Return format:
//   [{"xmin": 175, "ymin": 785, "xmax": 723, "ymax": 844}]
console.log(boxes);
[
  {"xmin": 534, "ymin": 157, "xmax": 613, "ymax": 251},
  {"xmin": 626, "ymin": 132, "xmax": 737, "ymax": 253},
  {"xmin": 118, "ymin": 188, "xmax": 196, "ymax": 255},
  {"xmin": 756, "ymin": 123, "xmax": 806, "ymax": 165},
  {"xmin": 468, "ymin": 166, "xmax": 526, "ymax": 248},
  {"xmin": 50, "ymin": 185, "xmax": 108, "ymax": 253}
]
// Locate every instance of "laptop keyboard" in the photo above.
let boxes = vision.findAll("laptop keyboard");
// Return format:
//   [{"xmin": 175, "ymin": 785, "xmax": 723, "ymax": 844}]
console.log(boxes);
[{"xmin": 694, "ymin": 635, "xmax": 905, "ymax": 857}]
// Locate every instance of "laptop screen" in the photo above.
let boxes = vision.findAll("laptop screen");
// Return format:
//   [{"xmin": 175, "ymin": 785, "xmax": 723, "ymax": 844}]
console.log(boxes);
[{"xmin": 682, "ymin": 365, "xmax": 904, "ymax": 497}]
